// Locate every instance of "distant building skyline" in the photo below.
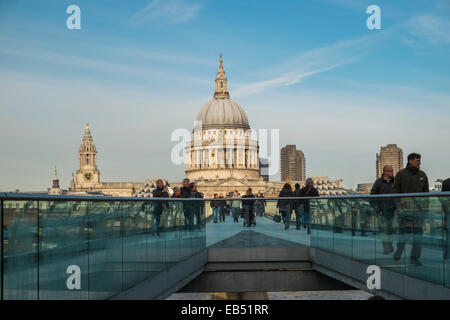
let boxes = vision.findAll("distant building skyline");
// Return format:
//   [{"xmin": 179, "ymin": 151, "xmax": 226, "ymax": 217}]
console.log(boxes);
[
  {"xmin": 259, "ymin": 158, "xmax": 269, "ymax": 182},
  {"xmin": 280, "ymin": 145, "xmax": 306, "ymax": 182},
  {"xmin": 62, "ymin": 57, "xmax": 348, "ymax": 198},
  {"xmin": 0, "ymin": 1, "xmax": 449, "ymax": 191}
]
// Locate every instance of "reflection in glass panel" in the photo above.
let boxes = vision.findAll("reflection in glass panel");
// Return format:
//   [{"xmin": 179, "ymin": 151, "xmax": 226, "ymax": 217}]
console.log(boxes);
[
  {"xmin": 351, "ymin": 199, "xmax": 376, "ymax": 264},
  {"xmin": 332, "ymin": 199, "xmax": 352, "ymax": 258},
  {"xmin": 3, "ymin": 200, "xmax": 38, "ymax": 300},
  {"xmin": 39, "ymin": 201, "xmax": 88, "ymax": 300},
  {"xmin": 312, "ymin": 199, "xmax": 334, "ymax": 252},
  {"xmin": 122, "ymin": 201, "xmax": 149, "ymax": 290},
  {"xmin": 403, "ymin": 196, "xmax": 443, "ymax": 285},
  {"xmin": 88, "ymin": 201, "xmax": 123, "ymax": 300},
  {"xmin": 372, "ymin": 195, "xmax": 406, "ymax": 274}
]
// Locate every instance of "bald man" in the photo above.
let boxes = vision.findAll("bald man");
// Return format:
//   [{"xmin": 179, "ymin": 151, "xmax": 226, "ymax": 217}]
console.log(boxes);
[{"xmin": 371, "ymin": 165, "xmax": 396, "ymax": 254}]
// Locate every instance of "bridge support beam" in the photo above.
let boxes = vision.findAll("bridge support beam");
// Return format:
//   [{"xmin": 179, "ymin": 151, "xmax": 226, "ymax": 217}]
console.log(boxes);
[
  {"xmin": 311, "ymin": 247, "xmax": 450, "ymax": 300},
  {"xmin": 110, "ymin": 250, "xmax": 207, "ymax": 300}
]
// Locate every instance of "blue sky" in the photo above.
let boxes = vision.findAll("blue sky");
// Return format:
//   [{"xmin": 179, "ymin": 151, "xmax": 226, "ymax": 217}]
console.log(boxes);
[{"xmin": 0, "ymin": 0, "xmax": 449, "ymax": 191}]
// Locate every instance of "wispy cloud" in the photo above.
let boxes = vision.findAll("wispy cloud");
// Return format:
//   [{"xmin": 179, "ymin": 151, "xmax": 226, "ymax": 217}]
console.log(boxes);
[
  {"xmin": 132, "ymin": 0, "xmax": 203, "ymax": 25},
  {"xmin": 0, "ymin": 42, "xmax": 209, "ymax": 86},
  {"xmin": 233, "ymin": 34, "xmax": 388, "ymax": 97},
  {"xmin": 233, "ymin": 65, "xmax": 341, "ymax": 97},
  {"xmin": 409, "ymin": 15, "xmax": 450, "ymax": 44}
]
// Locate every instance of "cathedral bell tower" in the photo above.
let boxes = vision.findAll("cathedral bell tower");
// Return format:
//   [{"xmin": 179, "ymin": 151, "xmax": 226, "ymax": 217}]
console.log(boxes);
[{"xmin": 75, "ymin": 123, "xmax": 100, "ymax": 189}]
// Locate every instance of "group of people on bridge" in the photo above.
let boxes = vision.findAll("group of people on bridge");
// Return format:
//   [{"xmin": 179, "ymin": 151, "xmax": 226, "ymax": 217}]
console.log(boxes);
[{"xmin": 149, "ymin": 152, "xmax": 450, "ymax": 267}]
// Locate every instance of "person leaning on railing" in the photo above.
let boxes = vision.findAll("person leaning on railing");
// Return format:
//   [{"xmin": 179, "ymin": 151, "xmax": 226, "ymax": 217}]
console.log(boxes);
[
  {"xmin": 180, "ymin": 178, "xmax": 193, "ymax": 231},
  {"xmin": 171, "ymin": 187, "xmax": 183, "ymax": 225},
  {"xmin": 152, "ymin": 179, "xmax": 169, "ymax": 237},
  {"xmin": 391, "ymin": 153, "xmax": 429, "ymax": 266}
]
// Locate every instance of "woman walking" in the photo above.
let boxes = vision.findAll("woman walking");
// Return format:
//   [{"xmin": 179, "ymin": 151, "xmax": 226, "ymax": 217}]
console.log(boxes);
[{"xmin": 277, "ymin": 183, "xmax": 294, "ymax": 230}]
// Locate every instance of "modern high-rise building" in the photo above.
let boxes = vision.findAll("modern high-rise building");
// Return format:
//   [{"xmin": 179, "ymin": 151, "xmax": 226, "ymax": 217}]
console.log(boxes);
[
  {"xmin": 376, "ymin": 144, "xmax": 403, "ymax": 178},
  {"xmin": 259, "ymin": 158, "xmax": 269, "ymax": 181},
  {"xmin": 280, "ymin": 145, "xmax": 305, "ymax": 181}
]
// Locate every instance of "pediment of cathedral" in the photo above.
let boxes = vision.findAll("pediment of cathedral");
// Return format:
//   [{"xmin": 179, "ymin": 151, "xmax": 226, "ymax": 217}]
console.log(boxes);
[{"xmin": 214, "ymin": 177, "xmax": 249, "ymax": 187}]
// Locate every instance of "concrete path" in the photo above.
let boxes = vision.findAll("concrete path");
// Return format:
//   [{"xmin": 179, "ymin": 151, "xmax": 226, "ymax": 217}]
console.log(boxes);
[{"xmin": 206, "ymin": 215, "xmax": 310, "ymax": 248}]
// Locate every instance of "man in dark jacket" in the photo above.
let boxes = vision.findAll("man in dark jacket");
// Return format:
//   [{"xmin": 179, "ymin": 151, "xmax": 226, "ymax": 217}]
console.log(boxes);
[
  {"xmin": 392, "ymin": 153, "xmax": 429, "ymax": 265},
  {"xmin": 218, "ymin": 194, "xmax": 227, "ymax": 223},
  {"xmin": 152, "ymin": 179, "xmax": 169, "ymax": 236},
  {"xmin": 189, "ymin": 182, "xmax": 204, "ymax": 231},
  {"xmin": 443, "ymin": 179, "xmax": 450, "ymax": 193},
  {"xmin": 370, "ymin": 165, "xmax": 396, "ymax": 254},
  {"xmin": 299, "ymin": 178, "xmax": 319, "ymax": 234},
  {"xmin": 242, "ymin": 188, "xmax": 256, "ymax": 227},
  {"xmin": 180, "ymin": 178, "xmax": 191, "ymax": 198},
  {"xmin": 180, "ymin": 178, "xmax": 193, "ymax": 230}
]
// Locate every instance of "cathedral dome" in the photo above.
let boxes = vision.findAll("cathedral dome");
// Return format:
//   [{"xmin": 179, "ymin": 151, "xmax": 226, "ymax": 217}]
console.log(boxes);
[
  {"xmin": 195, "ymin": 53, "xmax": 250, "ymax": 131},
  {"xmin": 196, "ymin": 98, "xmax": 249, "ymax": 130}
]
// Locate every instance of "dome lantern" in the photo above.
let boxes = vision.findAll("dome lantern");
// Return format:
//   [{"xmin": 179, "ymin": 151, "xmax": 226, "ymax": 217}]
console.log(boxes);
[{"xmin": 214, "ymin": 53, "xmax": 230, "ymax": 99}]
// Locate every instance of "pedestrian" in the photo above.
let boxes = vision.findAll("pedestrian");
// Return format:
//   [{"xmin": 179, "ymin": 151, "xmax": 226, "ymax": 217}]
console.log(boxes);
[
  {"xmin": 242, "ymin": 188, "xmax": 256, "ymax": 227},
  {"xmin": 299, "ymin": 178, "xmax": 319, "ymax": 234},
  {"xmin": 231, "ymin": 190, "xmax": 241, "ymax": 223},
  {"xmin": 392, "ymin": 153, "xmax": 429, "ymax": 266},
  {"xmin": 152, "ymin": 179, "xmax": 169, "ymax": 236},
  {"xmin": 211, "ymin": 193, "xmax": 220, "ymax": 223},
  {"xmin": 277, "ymin": 183, "xmax": 294, "ymax": 230},
  {"xmin": 293, "ymin": 183, "xmax": 303, "ymax": 230},
  {"xmin": 171, "ymin": 187, "xmax": 181, "ymax": 198},
  {"xmin": 180, "ymin": 178, "xmax": 193, "ymax": 231},
  {"xmin": 370, "ymin": 165, "xmax": 396, "ymax": 254},
  {"xmin": 225, "ymin": 193, "xmax": 231, "ymax": 217},
  {"xmin": 443, "ymin": 179, "xmax": 450, "ymax": 192},
  {"xmin": 189, "ymin": 182, "xmax": 204, "ymax": 231},
  {"xmin": 171, "ymin": 186, "xmax": 183, "ymax": 225},
  {"xmin": 218, "ymin": 193, "xmax": 226, "ymax": 222},
  {"xmin": 256, "ymin": 192, "xmax": 266, "ymax": 217}
]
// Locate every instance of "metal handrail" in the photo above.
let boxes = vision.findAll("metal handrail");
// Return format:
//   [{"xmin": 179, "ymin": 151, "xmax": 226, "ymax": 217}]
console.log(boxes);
[{"xmin": 0, "ymin": 191, "xmax": 450, "ymax": 201}]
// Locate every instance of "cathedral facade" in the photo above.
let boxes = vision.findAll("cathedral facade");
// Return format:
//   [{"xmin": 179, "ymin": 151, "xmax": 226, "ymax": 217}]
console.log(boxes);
[
  {"xmin": 67, "ymin": 55, "xmax": 348, "ymax": 198},
  {"xmin": 181, "ymin": 55, "xmax": 347, "ymax": 198}
]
